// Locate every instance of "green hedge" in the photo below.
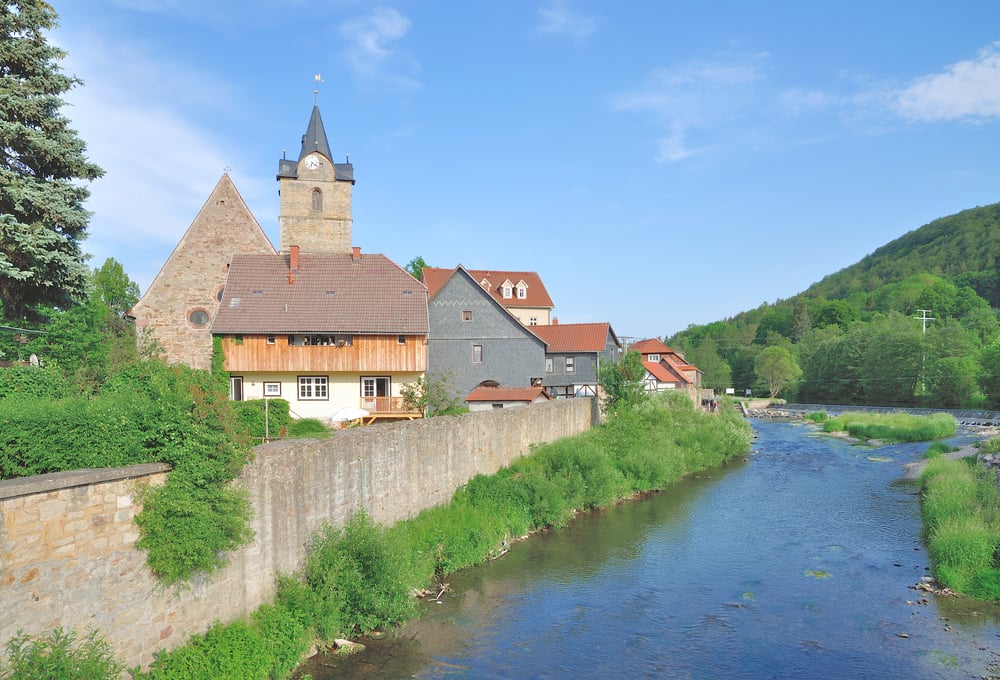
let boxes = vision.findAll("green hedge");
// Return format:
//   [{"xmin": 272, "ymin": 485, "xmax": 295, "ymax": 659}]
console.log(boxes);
[{"xmin": 0, "ymin": 359, "xmax": 255, "ymax": 584}]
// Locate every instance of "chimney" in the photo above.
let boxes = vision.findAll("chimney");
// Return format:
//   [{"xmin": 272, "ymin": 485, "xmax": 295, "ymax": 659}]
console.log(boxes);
[
  {"xmin": 352, "ymin": 246, "xmax": 361, "ymax": 262},
  {"xmin": 289, "ymin": 245, "xmax": 299, "ymax": 285},
  {"xmin": 552, "ymin": 317, "xmax": 559, "ymax": 325}
]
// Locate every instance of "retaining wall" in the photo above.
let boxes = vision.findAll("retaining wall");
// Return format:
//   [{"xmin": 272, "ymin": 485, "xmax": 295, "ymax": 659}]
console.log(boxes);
[{"xmin": 0, "ymin": 397, "xmax": 597, "ymax": 669}]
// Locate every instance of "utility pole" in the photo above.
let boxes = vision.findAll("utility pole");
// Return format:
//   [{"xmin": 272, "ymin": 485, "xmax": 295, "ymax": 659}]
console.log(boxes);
[{"xmin": 914, "ymin": 309, "xmax": 935, "ymax": 395}]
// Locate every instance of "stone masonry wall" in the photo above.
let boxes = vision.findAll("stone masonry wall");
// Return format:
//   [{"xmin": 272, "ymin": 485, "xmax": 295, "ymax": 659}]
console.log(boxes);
[{"xmin": 0, "ymin": 397, "xmax": 597, "ymax": 670}]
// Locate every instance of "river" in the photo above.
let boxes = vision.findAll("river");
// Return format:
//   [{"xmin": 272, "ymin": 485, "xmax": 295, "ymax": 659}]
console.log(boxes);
[{"xmin": 296, "ymin": 419, "xmax": 1000, "ymax": 679}]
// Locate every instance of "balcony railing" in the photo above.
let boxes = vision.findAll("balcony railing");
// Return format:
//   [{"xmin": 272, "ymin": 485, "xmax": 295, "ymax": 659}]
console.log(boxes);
[{"xmin": 360, "ymin": 396, "xmax": 419, "ymax": 416}]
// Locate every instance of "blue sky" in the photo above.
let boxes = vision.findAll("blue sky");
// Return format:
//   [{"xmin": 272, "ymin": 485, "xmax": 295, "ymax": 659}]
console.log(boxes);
[{"xmin": 51, "ymin": 1, "xmax": 1000, "ymax": 341}]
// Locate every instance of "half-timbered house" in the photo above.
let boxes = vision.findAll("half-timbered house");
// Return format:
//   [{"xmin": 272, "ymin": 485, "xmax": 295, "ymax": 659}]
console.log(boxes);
[{"xmin": 531, "ymin": 321, "xmax": 621, "ymax": 398}]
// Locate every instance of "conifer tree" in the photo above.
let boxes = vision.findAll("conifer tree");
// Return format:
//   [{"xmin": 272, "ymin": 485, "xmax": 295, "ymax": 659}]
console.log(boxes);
[{"xmin": 0, "ymin": 1, "xmax": 103, "ymax": 321}]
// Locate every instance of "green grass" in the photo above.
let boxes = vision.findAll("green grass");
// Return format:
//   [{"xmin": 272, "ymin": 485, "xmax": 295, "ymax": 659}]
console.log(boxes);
[
  {"xmin": 823, "ymin": 411, "xmax": 956, "ymax": 443},
  {"xmin": 920, "ymin": 456, "xmax": 1000, "ymax": 600}
]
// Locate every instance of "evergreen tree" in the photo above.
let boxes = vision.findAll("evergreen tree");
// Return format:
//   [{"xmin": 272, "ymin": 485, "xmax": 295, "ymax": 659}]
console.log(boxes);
[{"xmin": 0, "ymin": 1, "xmax": 104, "ymax": 321}]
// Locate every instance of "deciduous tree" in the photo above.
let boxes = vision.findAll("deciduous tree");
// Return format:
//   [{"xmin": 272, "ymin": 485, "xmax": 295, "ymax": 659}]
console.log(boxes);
[{"xmin": 754, "ymin": 346, "xmax": 802, "ymax": 399}]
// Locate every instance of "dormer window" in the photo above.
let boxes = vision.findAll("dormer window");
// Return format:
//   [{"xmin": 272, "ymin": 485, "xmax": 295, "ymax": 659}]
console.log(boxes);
[
  {"xmin": 516, "ymin": 282, "xmax": 527, "ymax": 299},
  {"xmin": 501, "ymin": 282, "xmax": 513, "ymax": 299},
  {"xmin": 311, "ymin": 188, "xmax": 323, "ymax": 211},
  {"xmin": 480, "ymin": 279, "xmax": 491, "ymax": 291},
  {"xmin": 647, "ymin": 353, "xmax": 660, "ymax": 362}
]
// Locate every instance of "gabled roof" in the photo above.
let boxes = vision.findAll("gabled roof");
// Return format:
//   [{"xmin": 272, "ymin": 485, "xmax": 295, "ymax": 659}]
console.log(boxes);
[
  {"xmin": 630, "ymin": 338, "xmax": 673, "ymax": 355},
  {"xmin": 531, "ymin": 322, "xmax": 619, "ymax": 353},
  {"xmin": 130, "ymin": 173, "xmax": 275, "ymax": 314},
  {"xmin": 645, "ymin": 360, "xmax": 691, "ymax": 385},
  {"xmin": 422, "ymin": 266, "xmax": 553, "ymax": 309},
  {"xmin": 465, "ymin": 386, "xmax": 551, "ymax": 402},
  {"xmin": 212, "ymin": 252, "xmax": 428, "ymax": 335}
]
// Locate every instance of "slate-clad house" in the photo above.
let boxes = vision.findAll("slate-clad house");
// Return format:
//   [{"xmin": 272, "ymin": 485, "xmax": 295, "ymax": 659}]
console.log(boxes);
[
  {"xmin": 422, "ymin": 266, "xmax": 546, "ymax": 403},
  {"xmin": 531, "ymin": 321, "xmax": 621, "ymax": 398},
  {"xmin": 422, "ymin": 267, "xmax": 554, "ymax": 327},
  {"xmin": 212, "ymin": 246, "xmax": 427, "ymax": 421}
]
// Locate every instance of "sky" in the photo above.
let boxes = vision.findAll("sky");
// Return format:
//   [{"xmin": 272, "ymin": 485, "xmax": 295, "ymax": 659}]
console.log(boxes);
[{"xmin": 48, "ymin": 1, "xmax": 1000, "ymax": 341}]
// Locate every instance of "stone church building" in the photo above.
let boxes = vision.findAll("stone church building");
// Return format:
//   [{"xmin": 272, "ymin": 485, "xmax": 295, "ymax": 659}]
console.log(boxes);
[{"xmin": 129, "ymin": 103, "xmax": 358, "ymax": 371}]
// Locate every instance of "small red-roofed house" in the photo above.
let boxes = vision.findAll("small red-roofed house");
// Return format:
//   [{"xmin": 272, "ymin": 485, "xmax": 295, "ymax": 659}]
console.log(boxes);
[
  {"xmin": 531, "ymin": 321, "xmax": 621, "ymax": 398},
  {"xmin": 465, "ymin": 384, "xmax": 551, "ymax": 412},
  {"xmin": 629, "ymin": 338, "xmax": 703, "ymax": 392}
]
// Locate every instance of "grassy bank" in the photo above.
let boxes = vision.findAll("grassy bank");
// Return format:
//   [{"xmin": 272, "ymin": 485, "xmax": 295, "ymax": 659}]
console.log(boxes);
[
  {"xmin": 2, "ymin": 393, "xmax": 751, "ymax": 679},
  {"xmin": 919, "ymin": 443, "xmax": 1000, "ymax": 601},
  {"xmin": 821, "ymin": 411, "xmax": 956, "ymax": 443}
]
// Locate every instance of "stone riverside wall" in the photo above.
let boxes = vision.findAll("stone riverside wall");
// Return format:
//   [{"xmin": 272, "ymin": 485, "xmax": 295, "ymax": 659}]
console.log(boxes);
[{"xmin": 0, "ymin": 397, "xmax": 597, "ymax": 669}]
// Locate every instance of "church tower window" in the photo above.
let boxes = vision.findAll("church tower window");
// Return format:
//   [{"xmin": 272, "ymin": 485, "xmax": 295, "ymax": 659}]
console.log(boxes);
[{"xmin": 311, "ymin": 188, "xmax": 323, "ymax": 211}]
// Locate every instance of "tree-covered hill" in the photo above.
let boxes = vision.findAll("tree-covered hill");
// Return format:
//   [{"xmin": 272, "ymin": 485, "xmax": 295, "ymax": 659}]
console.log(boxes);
[
  {"xmin": 668, "ymin": 201, "xmax": 1000, "ymax": 408},
  {"xmin": 805, "ymin": 202, "xmax": 1000, "ymax": 307}
]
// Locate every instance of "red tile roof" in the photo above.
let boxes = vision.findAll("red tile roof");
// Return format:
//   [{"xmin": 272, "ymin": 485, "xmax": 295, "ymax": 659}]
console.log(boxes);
[
  {"xmin": 629, "ymin": 338, "xmax": 673, "ymax": 354},
  {"xmin": 423, "ymin": 266, "xmax": 553, "ymax": 309},
  {"xmin": 212, "ymin": 252, "xmax": 428, "ymax": 335},
  {"xmin": 645, "ymin": 360, "xmax": 690, "ymax": 385},
  {"xmin": 465, "ymin": 386, "xmax": 551, "ymax": 402},
  {"xmin": 530, "ymin": 322, "xmax": 619, "ymax": 353}
]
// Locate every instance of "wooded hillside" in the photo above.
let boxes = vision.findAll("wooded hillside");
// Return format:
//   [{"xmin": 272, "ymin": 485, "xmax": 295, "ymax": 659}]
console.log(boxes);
[{"xmin": 668, "ymin": 202, "xmax": 1000, "ymax": 408}]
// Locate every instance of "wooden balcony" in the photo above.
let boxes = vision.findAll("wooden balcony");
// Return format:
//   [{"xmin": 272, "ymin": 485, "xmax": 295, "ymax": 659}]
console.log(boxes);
[{"xmin": 359, "ymin": 396, "xmax": 422, "ymax": 424}]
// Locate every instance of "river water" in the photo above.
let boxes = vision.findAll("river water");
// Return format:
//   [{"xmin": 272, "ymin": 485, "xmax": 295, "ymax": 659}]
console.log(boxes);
[{"xmin": 297, "ymin": 419, "xmax": 1000, "ymax": 679}]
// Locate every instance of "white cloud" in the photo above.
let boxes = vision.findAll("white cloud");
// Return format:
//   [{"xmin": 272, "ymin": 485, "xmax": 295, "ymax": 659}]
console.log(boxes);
[
  {"xmin": 339, "ymin": 7, "xmax": 421, "ymax": 93},
  {"xmin": 612, "ymin": 53, "xmax": 767, "ymax": 163},
  {"xmin": 893, "ymin": 42, "xmax": 1000, "ymax": 122},
  {"xmin": 537, "ymin": 1, "xmax": 596, "ymax": 40}
]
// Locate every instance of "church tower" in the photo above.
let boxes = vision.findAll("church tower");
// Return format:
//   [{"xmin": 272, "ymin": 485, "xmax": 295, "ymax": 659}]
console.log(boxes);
[{"xmin": 276, "ymin": 102, "xmax": 355, "ymax": 253}]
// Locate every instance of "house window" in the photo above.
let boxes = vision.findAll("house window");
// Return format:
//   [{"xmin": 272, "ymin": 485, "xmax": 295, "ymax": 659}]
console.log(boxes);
[
  {"xmin": 398, "ymin": 335, "xmax": 406, "ymax": 345},
  {"xmin": 263, "ymin": 382, "xmax": 281, "ymax": 396},
  {"xmin": 648, "ymin": 353, "xmax": 660, "ymax": 362},
  {"xmin": 298, "ymin": 376, "xmax": 328, "ymax": 400},
  {"xmin": 501, "ymin": 284, "xmax": 512, "ymax": 299},
  {"xmin": 516, "ymin": 284, "xmax": 527, "ymax": 299},
  {"xmin": 545, "ymin": 358, "xmax": 553, "ymax": 373},
  {"xmin": 311, "ymin": 188, "xmax": 323, "ymax": 211},
  {"xmin": 266, "ymin": 335, "xmax": 276, "ymax": 345},
  {"xmin": 529, "ymin": 316, "xmax": 538, "ymax": 326},
  {"xmin": 472, "ymin": 344, "xmax": 484, "ymax": 363},
  {"xmin": 462, "ymin": 310, "xmax": 473, "ymax": 321},
  {"xmin": 565, "ymin": 357, "xmax": 575, "ymax": 373}
]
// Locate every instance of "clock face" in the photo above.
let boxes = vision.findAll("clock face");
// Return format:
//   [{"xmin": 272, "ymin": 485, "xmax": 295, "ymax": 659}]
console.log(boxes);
[{"xmin": 303, "ymin": 155, "xmax": 320, "ymax": 170}]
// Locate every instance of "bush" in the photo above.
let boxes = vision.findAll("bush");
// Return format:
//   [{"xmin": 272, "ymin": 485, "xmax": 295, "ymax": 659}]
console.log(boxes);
[
  {"xmin": 823, "ymin": 411, "xmax": 956, "ymax": 442},
  {"xmin": 233, "ymin": 399, "xmax": 291, "ymax": 440},
  {"xmin": 0, "ymin": 627, "xmax": 124, "ymax": 680},
  {"xmin": 286, "ymin": 418, "xmax": 330, "ymax": 439},
  {"xmin": 921, "ymin": 456, "xmax": 1000, "ymax": 600},
  {"xmin": 804, "ymin": 411, "xmax": 828, "ymax": 423}
]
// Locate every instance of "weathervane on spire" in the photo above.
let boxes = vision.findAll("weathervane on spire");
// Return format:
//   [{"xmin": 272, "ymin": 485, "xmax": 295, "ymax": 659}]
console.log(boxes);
[{"xmin": 314, "ymin": 74, "xmax": 324, "ymax": 105}]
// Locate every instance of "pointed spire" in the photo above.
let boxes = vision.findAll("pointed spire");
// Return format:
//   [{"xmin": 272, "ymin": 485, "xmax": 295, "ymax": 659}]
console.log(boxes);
[{"xmin": 298, "ymin": 102, "xmax": 333, "ymax": 162}]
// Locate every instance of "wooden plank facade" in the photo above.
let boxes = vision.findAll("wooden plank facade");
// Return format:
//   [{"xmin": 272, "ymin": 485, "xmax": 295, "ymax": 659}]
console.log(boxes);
[{"xmin": 220, "ymin": 334, "xmax": 427, "ymax": 373}]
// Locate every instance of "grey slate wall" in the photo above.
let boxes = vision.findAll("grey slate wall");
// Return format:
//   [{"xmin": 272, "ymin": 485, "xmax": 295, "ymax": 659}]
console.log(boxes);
[{"xmin": 428, "ymin": 271, "xmax": 546, "ymax": 400}]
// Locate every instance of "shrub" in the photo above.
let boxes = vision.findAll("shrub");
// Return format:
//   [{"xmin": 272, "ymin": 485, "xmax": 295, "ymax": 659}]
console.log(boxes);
[
  {"xmin": 804, "ymin": 411, "xmax": 828, "ymax": 423},
  {"xmin": 0, "ymin": 627, "xmax": 123, "ymax": 680},
  {"xmin": 286, "ymin": 418, "xmax": 330, "ymax": 439},
  {"xmin": 233, "ymin": 399, "xmax": 291, "ymax": 440}
]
